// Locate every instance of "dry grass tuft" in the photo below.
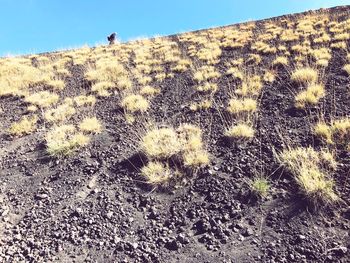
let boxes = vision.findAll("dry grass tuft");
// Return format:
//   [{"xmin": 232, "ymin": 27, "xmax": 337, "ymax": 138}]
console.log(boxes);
[
  {"xmin": 121, "ymin": 94, "xmax": 149, "ymax": 113},
  {"xmin": 227, "ymin": 98, "xmax": 257, "ymax": 115},
  {"xmin": 141, "ymin": 127, "xmax": 181, "ymax": 159},
  {"xmin": 25, "ymin": 91, "xmax": 59, "ymax": 108},
  {"xmin": 343, "ymin": 64, "xmax": 350, "ymax": 76},
  {"xmin": 141, "ymin": 161, "xmax": 172, "ymax": 185},
  {"xmin": 46, "ymin": 125, "xmax": 90, "ymax": 156},
  {"xmin": 74, "ymin": 95, "xmax": 96, "ymax": 106},
  {"xmin": 79, "ymin": 117, "xmax": 102, "ymax": 134},
  {"xmin": 44, "ymin": 102, "xmax": 76, "ymax": 123},
  {"xmin": 291, "ymin": 67, "xmax": 318, "ymax": 85},
  {"xmin": 140, "ymin": 86, "xmax": 160, "ymax": 96},
  {"xmin": 225, "ymin": 123, "xmax": 255, "ymax": 139},
  {"xmin": 279, "ymin": 147, "xmax": 337, "ymax": 204},
  {"xmin": 251, "ymin": 177, "xmax": 270, "ymax": 197},
  {"xmin": 295, "ymin": 84, "xmax": 325, "ymax": 108},
  {"xmin": 272, "ymin": 56, "xmax": 288, "ymax": 66},
  {"xmin": 9, "ymin": 116, "xmax": 37, "ymax": 136}
]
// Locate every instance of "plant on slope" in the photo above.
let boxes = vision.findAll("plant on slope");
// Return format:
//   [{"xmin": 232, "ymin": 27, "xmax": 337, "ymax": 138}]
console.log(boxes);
[
  {"xmin": 44, "ymin": 101, "xmax": 76, "ymax": 123},
  {"xmin": 9, "ymin": 116, "xmax": 38, "ymax": 136},
  {"xmin": 314, "ymin": 118, "xmax": 350, "ymax": 148},
  {"xmin": 46, "ymin": 125, "xmax": 90, "ymax": 156},
  {"xmin": 279, "ymin": 147, "xmax": 338, "ymax": 204},
  {"xmin": 343, "ymin": 64, "xmax": 350, "ymax": 76},
  {"xmin": 227, "ymin": 98, "xmax": 257, "ymax": 115},
  {"xmin": 225, "ymin": 123, "xmax": 255, "ymax": 139},
  {"xmin": 311, "ymin": 48, "xmax": 331, "ymax": 67},
  {"xmin": 86, "ymin": 58, "xmax": 132, "ymax": 96},
  {"xmin": 263, "ymin": 71, "xmax": 276, "ymax": 83},
  {"xmin": 141, "ymin": 161, "xmax": 172, "ymax": 185},
  {"xmin": 141, "ymin": 127, "xmax": 181, "ymax": 159},
  {"xmin": 140, "ymin": 124, "xmax": 209, "ymax": 184},
  {"xmin": 226, "ymin": 67, "xmax": 244, "ymax": 80},
  {"xmin": 291, "ymin": 67, "xmax": 325, "ymax": 109},
  {"xmin": 25, "ymin": 91, "xmax": 59, "ymax": 108},
  {"xmin": 79, "ymin": 117, "xmax": 102, "ymax": 134},
  {"xmin": 294, "ymin": 84, "xmax": 325, "ymax": 109},
  {"xmin": 235, "ymin": 75, "xmax": 262, "ymax": 96},
  {"xmin": 272, "ymin": 56, "xmax": 289, "ymax": 67},
  {"xmin": 121, "ymin": 94, "xmax": 149, "ymax": 113},
  {"xmin": 74, "ymin": 95, "xmax": 96, "ymax": 106},
  {"xmin": 177, "ymin": 123, "xmax": 209, "ymax": 168},
  {"xmin": 291, "ymin": 67, "xmax": 318, "ymax": 86},
  {"xmin": 251, "ymin": 177, "xmax": 270, "ymax": 197},
  {"xmin": 140, "ymin": 86, "xmax": 160, "ymax": 97},
  {"xmin": 330, "ymin": 41, "xmax": 347, "ymax": 50}
]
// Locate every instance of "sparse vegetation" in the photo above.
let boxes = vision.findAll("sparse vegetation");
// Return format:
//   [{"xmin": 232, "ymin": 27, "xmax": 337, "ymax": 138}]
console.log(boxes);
[
  {"xmin": 141, "ymin": 127, "xmax": 181, "ymax": 159},
  {"xmin": 9, "ymin": 116, "xmax": 37, "ymax": 136},
  {"xmin": 279, "ymin": 147, "xmax": 338, "ymax": 204},
  {"xmin": 295, "ymin": 84, "xmax": 325, "ymax": 108},
  {"xmin": 46, "ymin": 125, "xmax": 90, "ymax": 156},
  {"xmin": 141, "ymin": 161, "xmax": 172, "ymax": 185},
  {"xmin": 251, "ymin": 177, "xmax": 270, "ymax": 197},
  {"xmin": 79, "ymin": 117, "xmax": 102, "ymax": 134},
  {"xmin": 225, "ymin": 123, "xmax": 255, "ymax": 139},
  {"xmin": 25, "ymin": 91, "xmax": 59, "ymax": 108},
  {"xmin": 291, "ymin": 67, "xmax": 318, "ymax": 85},
  {"xmin": 121, "ymin": 94, "xmax": 149, "ymax": 113}
]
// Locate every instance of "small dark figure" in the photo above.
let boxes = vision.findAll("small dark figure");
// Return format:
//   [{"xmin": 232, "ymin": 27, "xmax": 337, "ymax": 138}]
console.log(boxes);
[{"xmin": 107, "ymin": 33, "xmax": 117, "ymax": 45}]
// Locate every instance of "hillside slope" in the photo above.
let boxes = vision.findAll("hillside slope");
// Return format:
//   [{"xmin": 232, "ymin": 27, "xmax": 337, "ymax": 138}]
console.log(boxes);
[{"xmin": 0, "ymin": 5, "xmax": 350, "ymax": 263}]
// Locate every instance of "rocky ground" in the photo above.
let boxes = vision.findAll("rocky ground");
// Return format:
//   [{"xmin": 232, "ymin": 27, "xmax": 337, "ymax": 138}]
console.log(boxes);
[{"xmin": 0, "ymin": 6, "xmax": 350, "ymax": 263}]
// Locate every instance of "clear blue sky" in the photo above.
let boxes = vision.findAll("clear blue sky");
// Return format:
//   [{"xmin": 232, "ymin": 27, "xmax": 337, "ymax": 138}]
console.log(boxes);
[{"xmin": 0, "ymin": 0, "xmax": 349, "ymax": 56}]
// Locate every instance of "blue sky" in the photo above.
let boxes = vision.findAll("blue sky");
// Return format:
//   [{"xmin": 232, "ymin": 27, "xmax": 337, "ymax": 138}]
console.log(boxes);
[{"xmin": 0, "ymin": 0, "xmax": 349, "ymax": 56}]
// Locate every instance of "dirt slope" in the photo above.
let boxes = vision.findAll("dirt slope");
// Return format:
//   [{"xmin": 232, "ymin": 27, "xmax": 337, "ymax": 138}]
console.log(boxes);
[{"xmin": 0, "ymin": 5, "xmax": 350, "ymax": 263}]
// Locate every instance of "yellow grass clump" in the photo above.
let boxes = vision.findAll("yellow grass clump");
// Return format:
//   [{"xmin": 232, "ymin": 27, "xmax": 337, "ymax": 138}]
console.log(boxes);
[
  {"xmin": 140, "ymin": 86, "xmax": 160, "ymax": 96},
  {"xmin": 189, "ymin": 100, "xmax": 212, "ymax": 111},
  {"xmin": 314, "ymin": 118, "xmax": 350, "ymax": 148},
  {"xmin": 225, "ymin": 123, "xmax": 255, "ymax": 139},
  {"xmin": 9, "ymin": 116, "xmax": 37, "ymax": 136},
  {"xmin": 79, "ymin": 117, "xmax": 102, "ymax": 134},
  {"xmin": 272, "ymin": 56, "xmax": 288, "ymax": 66},
  {"xmin": 279, "ymin": 147, "xmax": 337, "ymax": 204},
  {"xmin": 291, "ymin": 67, "xmax": 318, "ymax": 85},
  {"xmin": 74, "ymin": 95, "xmax": 96, "ymax": 106},
  {"xmin": 141, "ymin": 127, "xmax": 181, "ymax": 159},
  {"xmin": 46, "ymin": 125, "xmax": 90, "ymax": 156},
  {"xmin": 121, "ymin": 94, "xmax": 149, "ymax": 113},
  {"xmin": 227, "ymin": 98, "xmax": 257, "ymax": 115},
  {"xmin": 295, "ymin": 84, "xmax": 325, "ymax": 108},
  {"xmin": 44, "ymin": 102, "xmax": 76, "ymax": 123},
  {"xmin": 25, "ymin": 91, "xmax": 59, "ymax": 108},
  {"xmin": 141, "ymin": 161, "xmax": 172, "ymax": 185},
  {"xmin": 226, "ymin": 67, "xmax": 244, "ymax": 80},
  {"xmin": 343, "ymin": 64, "xmax": 350, "ymax": 76},
  {"xmin": 0, "ymin": 59, "xmax": 45, "ymax": 96},
  {"xmin": 195, "ymin": 82, "xmax": 218, "ymax": 93},
  {"xmin": 235, "ymin": 75, "xmax": 262, "ymax": 96}
]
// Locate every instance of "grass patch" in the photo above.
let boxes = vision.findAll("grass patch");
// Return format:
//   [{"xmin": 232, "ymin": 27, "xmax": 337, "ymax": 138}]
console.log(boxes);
[
  {"xmin": 25, "ymin": 91, "xmax": 59, "ymax": 108},
  {"xmin": 121, "ymin": 94, "xmax": 149, "ymax": 113},
  {"xmin": 225, "ymin": 123, "xmax": 255, "ymax": 139},
  {"xmin": 251, "ymin": 177, "xmax": 270, "ymax": 197},
  {"xmin": 79, "ymin": 117, "xmax": 102, "ymax": 134},
  {"xmin": 46, "ymin": 125, "xmax": 90, "ymax": 156},
  {"xmin": 295, "ymin": 84, "xmax": 325, "ymax": 108},
  {"xmin": 9, "ymin": 116, "xmax": 37, "ymax": 136},
  {"xmin": 141, "ymin": 127, "xmax": 181, "ymax": 159},
  {"xmin": 291, "ymin": 67, "xmax": 318, "ymax": 85},
  {"xmin": 279, "ymin": 147, "xmax": 337, "ymax": 205}
]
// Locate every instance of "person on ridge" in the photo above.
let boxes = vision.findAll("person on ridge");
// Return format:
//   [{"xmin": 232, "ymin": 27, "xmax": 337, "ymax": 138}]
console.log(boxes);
[{"xmin": 107, "ymin": 33, "xmax": 117, "ymax": 45}]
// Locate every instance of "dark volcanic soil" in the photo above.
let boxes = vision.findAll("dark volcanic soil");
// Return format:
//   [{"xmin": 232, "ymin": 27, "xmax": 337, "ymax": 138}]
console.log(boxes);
[{"xmin": 1, "ymin": 6, "xmax": 350, "ymax": 263}]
